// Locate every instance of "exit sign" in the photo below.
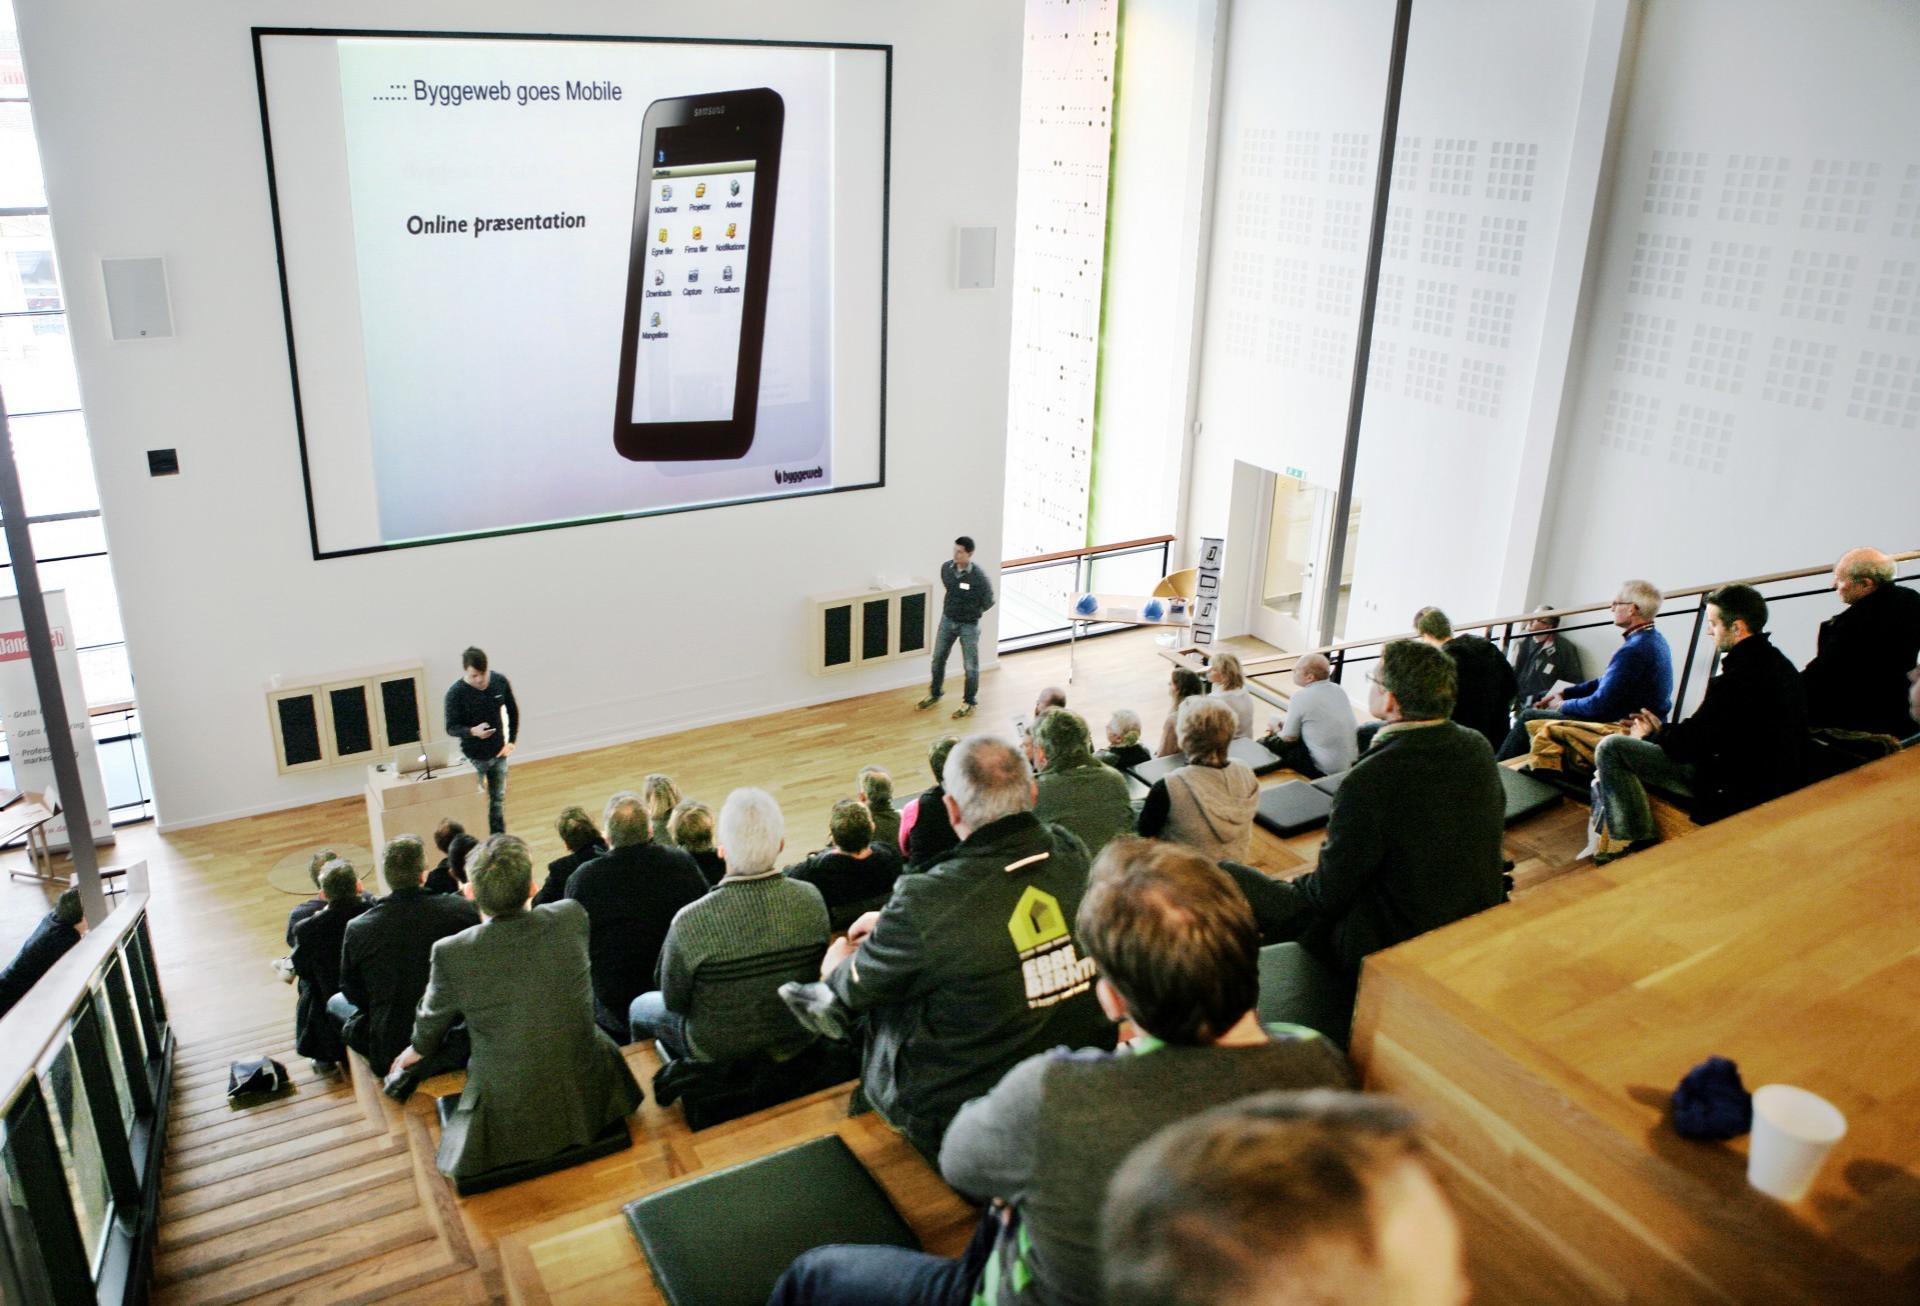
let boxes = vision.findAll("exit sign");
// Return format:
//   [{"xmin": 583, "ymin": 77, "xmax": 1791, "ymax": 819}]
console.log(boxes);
[{"xmin": 1284, "ymin": 466, "xmax": 1306, "ymax": 479}]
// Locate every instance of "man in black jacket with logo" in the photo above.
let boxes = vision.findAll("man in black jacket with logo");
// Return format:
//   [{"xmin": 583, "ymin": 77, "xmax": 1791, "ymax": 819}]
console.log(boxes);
[
  {"xmin": 782, "ymin": 735, "xmax": 1114, "ymax": 1161},
  {"xmin": 1801, "ymin": 547, "xmax": 1920, "ymax": 739},
  {"xmin": 0, "ymin": 889, "xmax": 84, "ymax": 1019},
  {"xmin": 444, "ymin": 646, "xmax": 520, "ymax": 834},
  {"xmin": 918, "ymin": 536, "xmax": 996, "ymax": 720},
  {"xmin": 1589, "ymin": 584, "xmax": 1806, "ymax": 860},
  {"xmin": 332, "ymin": 835, "xmax": 481, "ymax": 1093}
]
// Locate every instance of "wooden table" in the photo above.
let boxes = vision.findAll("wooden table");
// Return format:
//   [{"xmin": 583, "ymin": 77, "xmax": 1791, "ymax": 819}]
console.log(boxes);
[
  {"xmin": 1065, "ymin": 593, "xmax": 1189, "ymax": 683},
  {"xmin": 1350, "ymin": 747, "xmax": 1920, "ymax": 1304}
]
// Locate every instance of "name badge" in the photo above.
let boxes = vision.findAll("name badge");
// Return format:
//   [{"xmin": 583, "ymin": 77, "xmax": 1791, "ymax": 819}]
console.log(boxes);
[{"xmin": 959, "ymin": 582, "xmax": 971, "ymax": 590}]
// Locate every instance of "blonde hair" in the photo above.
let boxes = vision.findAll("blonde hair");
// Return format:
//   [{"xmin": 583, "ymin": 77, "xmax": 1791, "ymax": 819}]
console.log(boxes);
[
  {"xmin": 1209, "ymin": 652, "xmax": 1246, "ymax": 692},
  {"xmin": 642, "ymin": 774, "xmax": 681, "ymax": 826},
  {"xmin": 1177, "ymin": 697, "xmax": 1238, "ymax": 767},
  {"xmin": 669, "ymin": 799, "xmax": 715, "ymax": 854}
]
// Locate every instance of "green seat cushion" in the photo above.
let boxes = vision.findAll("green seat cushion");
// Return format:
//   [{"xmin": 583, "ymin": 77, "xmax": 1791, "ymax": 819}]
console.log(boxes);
[{"xmin": 1498, "ymin": 765, "xmax": 1563, "ymax": 826}]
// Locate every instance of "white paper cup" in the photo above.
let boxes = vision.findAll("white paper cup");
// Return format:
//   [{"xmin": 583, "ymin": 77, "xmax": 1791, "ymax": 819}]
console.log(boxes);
[{"xmin": 1747, "ymin": 1084, "xmax": 1847, "ymax": 1202}]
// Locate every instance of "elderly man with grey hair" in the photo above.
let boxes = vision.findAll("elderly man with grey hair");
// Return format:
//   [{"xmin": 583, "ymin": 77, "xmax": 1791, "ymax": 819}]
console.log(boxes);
[
  {"xmin": 782, "ymin": 735, "xmax": 1114, "ymax": 1161},
  {"xmin": 631, "ymin": 789, "xmax": 830, "ymax": 1066},
  {"xmin": 392, "ymin": 835, "xmax": 641, "ymax": 1182},
  {"xmin": 1801, "ymin": 547, "xmax": 1920, "ymax": 739},
  {"xmin": 1259, "ymin": 652, "xmax": 1359, "ymax": 778},
  {"xmin": 566, "ymin": 790, "xmax": 708, "ymax": 1042},
  {"xmin": 1497, "ymin": 578, "xmax": 1675, "ymax": 761}
]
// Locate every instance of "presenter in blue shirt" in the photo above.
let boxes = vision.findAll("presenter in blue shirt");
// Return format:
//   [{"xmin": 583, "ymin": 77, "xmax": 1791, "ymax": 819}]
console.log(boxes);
[
  {"xmin": 918, "ymin": 536, "xmax": 996, "ymax": 720},
  {"xmin": 444, "ymin": 646, "xmax": 520, "ymax": 834}
]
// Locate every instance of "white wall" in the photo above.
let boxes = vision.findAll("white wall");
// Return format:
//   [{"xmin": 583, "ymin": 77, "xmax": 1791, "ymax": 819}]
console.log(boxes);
[
  {"xmin": 15, "ymin": 0, "xmax": 1024, "ymax": 829},
  {"xmin": 1538, "ymin": 0, "xmax": 1920, "ymax": 678}
]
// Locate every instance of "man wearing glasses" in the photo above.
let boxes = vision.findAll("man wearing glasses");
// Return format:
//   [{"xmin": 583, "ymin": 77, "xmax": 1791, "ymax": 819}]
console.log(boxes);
[{"xmin": 1496, "ymin": 579, "xmax": 1674, "ymax": 761}]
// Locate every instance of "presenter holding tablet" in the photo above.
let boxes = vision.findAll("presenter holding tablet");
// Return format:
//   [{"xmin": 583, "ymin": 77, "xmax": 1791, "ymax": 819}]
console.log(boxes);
[
  {"xmin": 444, "ymin": 646, "xmax": 520, "ymax": 835},
  {"xmin": 918, "ymin": 536, "xmax": 996, "ymax": 719}
]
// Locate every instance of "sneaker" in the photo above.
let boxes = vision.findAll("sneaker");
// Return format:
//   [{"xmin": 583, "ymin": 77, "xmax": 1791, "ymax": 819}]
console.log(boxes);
[
  {"xmin": 916, "ymin": 695, "xmax": 942, "ymax": 711},
  {"xmin": 270, "ymin": 957, "xmax": 295, "ymax": 984},
  {"xmin": 952, "ymin": 703, "xmax": 976, "ymax": 719},
  {"xmin": 309, "ymin": 1060, "xmax": 339, "ymax": 1078},
  {"xmin": 1594, "ymin": 837, "xmax": 1658, "ymax": 866},
  {"xmin": 779, "ymin": 981, "xmax": 853, "ymax": 1043}
]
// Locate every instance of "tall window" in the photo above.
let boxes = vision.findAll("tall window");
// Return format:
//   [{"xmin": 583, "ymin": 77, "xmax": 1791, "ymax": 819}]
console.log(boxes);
[{"xmin": 0, "ymin": 2, "xmax": 151, "ymax": 820}]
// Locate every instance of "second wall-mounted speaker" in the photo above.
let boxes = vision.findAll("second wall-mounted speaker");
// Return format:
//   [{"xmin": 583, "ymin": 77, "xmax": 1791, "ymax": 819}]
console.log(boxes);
[
  {"xmin": 956, "ymin": 226, "xmax": 997, "ymax": 290},
  {"xmin": 102, "ymin": 257, "xmax": 173, "ymax": 340}
]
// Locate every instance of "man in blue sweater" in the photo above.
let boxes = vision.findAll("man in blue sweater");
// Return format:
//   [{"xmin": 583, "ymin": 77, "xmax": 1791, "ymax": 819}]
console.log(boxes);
[{"xmin": 1497, "ymin": 578, "xmax": 1673, "ymax": 760}]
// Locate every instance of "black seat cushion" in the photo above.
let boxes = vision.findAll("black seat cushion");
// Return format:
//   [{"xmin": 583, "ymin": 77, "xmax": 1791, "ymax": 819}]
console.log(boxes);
[
  {"xmin": 1253, "ymin": 781, "xmax": 1334, "ymax": 837},
  {"xmin": 433, "ymin": 1094, "xmax": 631, "ymax": 1197},
  {"xmin": 1497, "ymin": 766, "xmax": 1563, "ymax": 826},
  {"xmin": 653, "ymin": 1039, "xmax": 860, "ymax": 1132},
  {"xmin": 1309, "ymin": 769, "xmax": 1348, "ymax": 798},
  {"xmin": 1228, "ymin": 737, "xmax": 1285, "ymax": 775},
  {"xmin": 626, "ymin": 1134, "xmax": 920, "ymax": 1306},
  {"xmin": 1128, "ymin": 752, "xmax": 1186, "ymax": 786}
]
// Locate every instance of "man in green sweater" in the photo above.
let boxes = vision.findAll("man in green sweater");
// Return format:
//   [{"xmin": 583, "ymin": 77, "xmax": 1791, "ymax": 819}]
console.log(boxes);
[
  {"xmin": 1030, "ymin": 708, "xmax": 1134, "ymax": 857},
  {"xmin": 629, "ymin": 788, "xmax": 829, "ymax": 1065}
]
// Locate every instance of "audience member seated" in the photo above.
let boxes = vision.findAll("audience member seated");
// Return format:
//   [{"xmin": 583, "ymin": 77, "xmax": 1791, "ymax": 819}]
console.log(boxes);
[
  {"xmin": 787, "ymin": 800, "xmax": 904, "ymax": 932},
  {"xmin": 1206, "ymin": 652, "xmax": 1257, "ymax": 739},
  {"xmin": 643, "ymin": 773, "xmax": 683, "ymax": 849},
  {"xmin": 856, "ymin": 765, "xmax": 901, "ymax": 850},
  {"xmin": 768, "ymin": 839, "xmax": 1349, "ymax": 1306},
  {"xmin": 780, "ymin": 735, "xmax": 1114, "ymax": 1160},
  {"xmin": 1137, "ymin": 699, "xmax": 1260, "ymax": 862},
  {"xmin": 1034, "ymin": 685, "xmax": 1068, "ymax": 717},
  {"xmin": 631, "ymin": 788, "xmax": 830, "ymax": 1064},
  {"xmin": 426, "ymin": 831, "xmax": 478, "ymax": 896},
  {"xmin": 1102, "ymin": 1091, "xmax": 1468, "ymax": 1306},
  {"xmin": 1258, "ymin": 652, "xmax": 1358, "ymax": 778},
  {"xmin": 1226, "ymin": 640, "xmax": 1506, "ymax": 1038},
  {"xmin": 291, "ymin": 859, "xmax": 371, "ymax": 1075},
  {"xmin": 1509, "ymin": 604, "xmax": 1583, "ymax": 719},
  {"xmin": 1096, "ymin": 709, "xmax": 1152, "ymax": 772},
  {"xmin": 565, "ymin": 791, "xmax": 708, "ymax": 1041},
  {"xmin": 1031, "ymin": 708, "xmax": 1135, "ymax": 857},
  {"xmin": 1156, "ymin": 669, "xmax": 1207, "ymax": 758},
  {"xmin": 670, "ymin": 800, "xmax": 727, "ymax": 887},
  {"xmin": 391, "ymin": 835, "xmax": 642, "ymax": 1184},
  {"xmin": 0, "ymin": 888, "xmax": 84, "ymax": 1020},
  {"xmin": 1586, "ymin": 584, "xmax": 1806, "ymax": 863},
  {"xmin": 332, "ymin": 836, "xmax": 481, "ymax": 1098},
  {"xmin": 1907, "ymin": 666, "xmax": 1920, "ymax": 745},
  {"xmin": 274, "ymin": 846, "xmax": 341, "ymax": 983},
  {"xmin": 1801, "ymin": 547, "xmax": 1920, "ymax": 739},
  {"xmin": 900, "ymin": 735, "xmax": 962, "ymax": 867},
  {"xmin": 1498, "ymin": 578, "xmax": 1673, "ymax": 760},
  {"xmin": 532, "ymin": 806, "xmax": 608, "ymax": 906},
  {"xmin": 427, "ymin": 819, "xmax": 464, "ymax": 889},
  {"xmin": 1414, "ymin": 607, "xmax": 1516, "ymax": 752}
]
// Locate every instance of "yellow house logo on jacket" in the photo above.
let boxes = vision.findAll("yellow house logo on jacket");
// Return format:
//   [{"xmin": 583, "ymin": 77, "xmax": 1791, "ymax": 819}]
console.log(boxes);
[{"xmin": 1008, "ymin": 886, "xmax": 1095, "ymax": 1008}]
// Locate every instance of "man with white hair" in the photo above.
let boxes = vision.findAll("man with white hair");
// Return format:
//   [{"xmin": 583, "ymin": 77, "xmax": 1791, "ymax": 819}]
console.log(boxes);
[
  {"xmin": 1497, "ymin": 578, "xmax": 1674, "ymax": 760},
  {"xmin": 630, "ymin": 789, "xmax": 830, "ymax": 1066},
  {"xmin": 1801, "ymin": 547, "xmax": 1920, "ymax": 739},
  {"xmin": 782, "ymin": 735, "xmax": 1114, "ymax": 1160}
]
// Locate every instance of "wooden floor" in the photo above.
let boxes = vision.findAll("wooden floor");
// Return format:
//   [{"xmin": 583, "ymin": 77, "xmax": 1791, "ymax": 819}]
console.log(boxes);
[{"xmin": 7, "ymin": 629, "xmax": 1588, "ymax": 1303}]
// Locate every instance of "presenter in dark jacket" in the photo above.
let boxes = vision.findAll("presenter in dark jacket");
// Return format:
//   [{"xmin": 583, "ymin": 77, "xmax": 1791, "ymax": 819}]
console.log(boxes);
[
  {"xmin": 565, "ymin": 792, "xmax": 709, "ymax": 1042},
  {"xmin": 1589, "ymin": 585, "xmax": 1806, "ymax": 860},
  {"xmin": 0, "ymin": 889, "xmax": 84, "ymax": 1019},
  {"xmin": 391, "ymin": 835, "xmax": 642, "ymax": 1183},
  {"xmin": 1224, "ymin": 640, "xmax": 1507, "ymax": 1042},
  {"xmin": 292, "ymin": 860, "xmax": 372, "ymax": 1074},
  {"xmin": 331, "ymin": 836, "xmax": 481, "ymax": 1094},
  {"xmin": 1801, "ymin": 547, "xmax": 1920, "ymax": 739},
  {"xmin": 444, "ymin": 646, "xmax": 519, "ymax": 834},
  {"xmin": 918, "ymin": 536, "xmax": 996, "ymax": 720}
]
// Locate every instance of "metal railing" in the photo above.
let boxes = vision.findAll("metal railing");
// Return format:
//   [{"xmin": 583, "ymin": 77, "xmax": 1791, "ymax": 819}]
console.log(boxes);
[
  {"xmin": 1195, "ymin": 551, "xmax": 1920, "ymax": 719},
  {"xmin": 999, "ymin": 535, "xmax": 1177, "ymax": 652},
  {"xmin": 0, "ymin": 869, "xmax": 172, "ymax": 1303}
]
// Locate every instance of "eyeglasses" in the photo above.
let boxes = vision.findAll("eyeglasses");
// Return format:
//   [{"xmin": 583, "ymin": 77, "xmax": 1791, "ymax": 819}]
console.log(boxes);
[{"xmin": 1610, "ymin": 598, "xmax": 1636, "ymax": 608}]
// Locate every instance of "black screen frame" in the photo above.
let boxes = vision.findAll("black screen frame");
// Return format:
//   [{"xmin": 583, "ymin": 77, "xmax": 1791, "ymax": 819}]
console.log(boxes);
[{"xmin": 251, "ymin": 27, "xmax": 891, "ymax": 561}]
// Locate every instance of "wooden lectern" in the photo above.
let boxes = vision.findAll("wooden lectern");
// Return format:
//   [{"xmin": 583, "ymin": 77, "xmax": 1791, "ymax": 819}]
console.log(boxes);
[{"xmin": 365, "ymin": 764, "xmax": 488, "ymax": 867}]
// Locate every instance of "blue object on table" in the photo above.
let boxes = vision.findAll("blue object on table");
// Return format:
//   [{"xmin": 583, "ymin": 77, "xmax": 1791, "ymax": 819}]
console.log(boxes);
[
  {"xmin": 1671, "ymin": 1055, "xmax": 1752, "ymax": 1140},
  {"xmin": 1074, "ymin": 592, "xmax": 1100, "ymax": 616},
  {"xmin": 1141, "ymin": 598, "xmax": 1167, "ymax": 621}
]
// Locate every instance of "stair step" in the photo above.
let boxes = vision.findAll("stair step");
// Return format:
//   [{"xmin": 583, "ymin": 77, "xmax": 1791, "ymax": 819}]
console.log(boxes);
[
  {"xmin": 222, "ymin": 1235, "xmax": 472, "ymax": 1306},
  {"xmin": 168, "ymin": 1101, "xmax": 368, "ymax": 1169},
  {"xmin": 170, "ymin": 1085, "xmax": 369, "ymax": 1150},
  {"xmin": 160, "ymin": 1133, "xmax": 409, "ymax": 1221},
  {"xmin": 174, "ymin": 1018, "xmax": 295, "ymax": 1066},
  {"xmin": 364, "ymin": 1265, "xmax": 495, "ymax": 1305},
  {"xmin": 172, "ymin": 1060, "xmax": 338, "ymax": 1114},
  {"xmin": 164, "ymin": 1117, "xmax": 389, "ymax": 1195},
  {"xmin": 155, "ymin": 1176, "xmax": 417, "ymax": 1284},
  {"xmin": 148, "ymin": 1205, "xmax": 437, "ymax": 1306},
  {"xmin": 175, "ymin": 1042, "xmax": 299, "ymax": 1093},
  {"xmin": 159, "ymin": 1153, "xmax": 414, "ymax": 1251}
]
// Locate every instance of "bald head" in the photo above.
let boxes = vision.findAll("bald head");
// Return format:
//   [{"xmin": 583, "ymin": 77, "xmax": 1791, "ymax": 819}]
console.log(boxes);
[
  {"xmin": 1833, "ymin": 548, "xmax": 1896, "ymax": 605},
  {"xmin": 1293, "ymin": 653, "xmax": 1333, "ymax": 687}
]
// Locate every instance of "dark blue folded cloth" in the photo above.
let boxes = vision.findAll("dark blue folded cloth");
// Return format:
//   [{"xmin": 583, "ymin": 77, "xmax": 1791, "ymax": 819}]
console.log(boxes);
[{"xmin": 1671, "ymin": 1056, "xmax": 1752, "ymax": 1140}]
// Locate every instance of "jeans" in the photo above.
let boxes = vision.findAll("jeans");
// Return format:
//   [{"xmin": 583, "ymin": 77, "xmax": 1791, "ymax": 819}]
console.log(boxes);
[
  {"xmin": 927, "ymin": 616, "xmax": 981, "ymax": 704},
  {"xmin": 327, "ymin": 992, "xmax": 470, "ymax": 1078},
  {"xmin": 628, "ymin": 990, "xmax": 690, "ymax": 1060},
  {"xmin": 767, "ymin": 1205, "xmax": 997, "ymax": 1306},
  {"xmin": 1499, "ymin": 707, "xmax": 1567, "ymax": 761},
  {"xmin": 470, "ymin": 754, "xmax": 508, "ymax": 834},
  {"xmin": 325, "ymin": 991, "xmax": 362, "ymax": 1052},
  {"xmin": 1591, "ymin": 734, "xmax": 1696, "ymax": 844}
]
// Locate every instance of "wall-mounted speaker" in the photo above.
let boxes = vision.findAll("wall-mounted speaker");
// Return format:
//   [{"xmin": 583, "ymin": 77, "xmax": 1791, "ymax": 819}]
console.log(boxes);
[
  {"xmin": 956, "ymin": 226, "xmax": 997, "ymax": 290},
  {"xmin": 102, "ymin": 257, "xmax": 173, "ymax": 340}
]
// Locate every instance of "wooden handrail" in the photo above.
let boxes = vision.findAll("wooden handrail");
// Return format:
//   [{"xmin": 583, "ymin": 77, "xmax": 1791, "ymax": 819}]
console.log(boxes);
[
  {"xmin": 1224, "ymin": 548, "xmax": 1920, "ymax": 678},
  {"xmin": 1003, "ymin": 534, "xmax": 1176, "ymax": 569}
]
